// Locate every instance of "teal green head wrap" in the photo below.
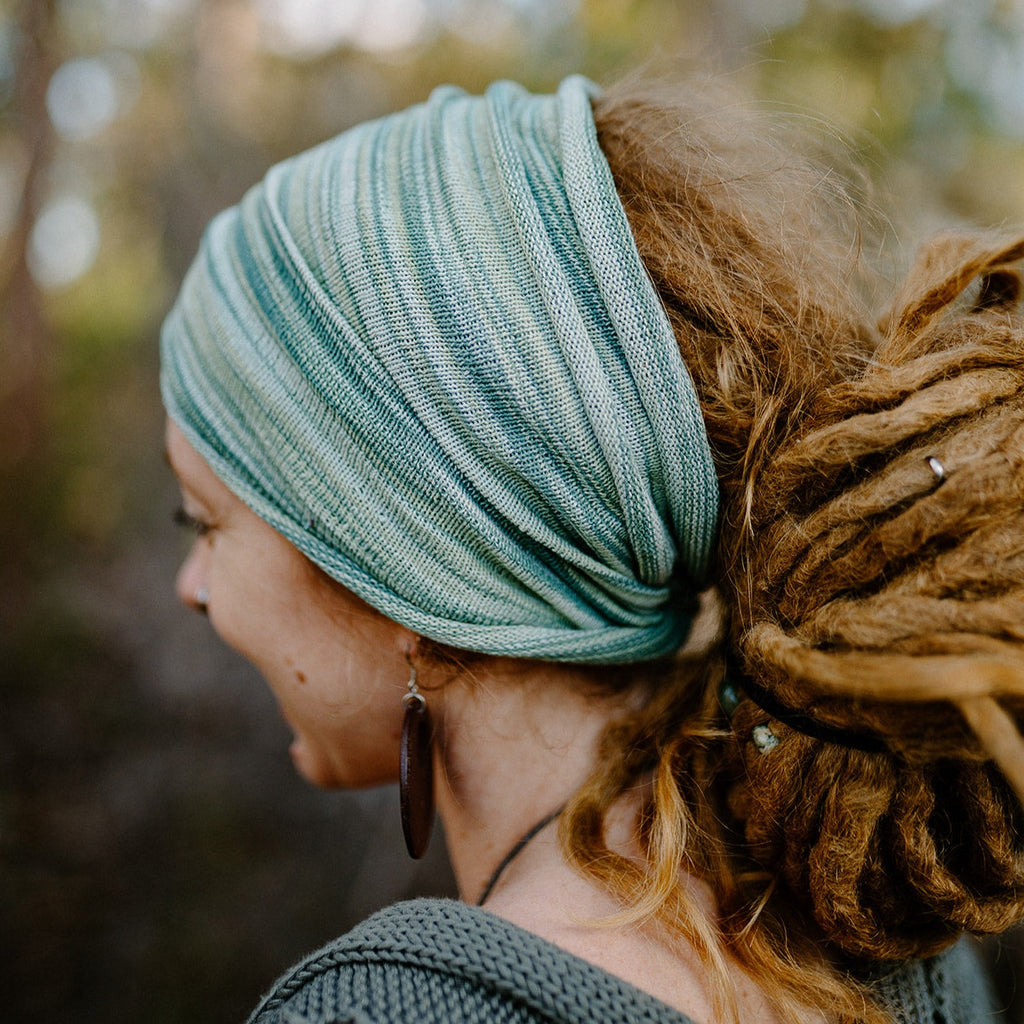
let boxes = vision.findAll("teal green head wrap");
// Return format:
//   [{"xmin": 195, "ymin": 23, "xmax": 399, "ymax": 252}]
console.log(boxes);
[{"xmin": 160, "ymin": 76, "xmax": 719, "ymax": 663}]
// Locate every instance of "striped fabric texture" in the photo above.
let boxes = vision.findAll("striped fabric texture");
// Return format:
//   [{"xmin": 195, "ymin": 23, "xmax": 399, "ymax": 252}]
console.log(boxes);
[{"xmin": 160, "ymin": 76, "xmax": 719, "ymax": 663}]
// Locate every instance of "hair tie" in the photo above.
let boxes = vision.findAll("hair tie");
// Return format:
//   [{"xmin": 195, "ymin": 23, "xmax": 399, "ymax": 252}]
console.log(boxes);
[{"xmin": 721, "ymin": 662, "xmax": 888, "ymax": 754}]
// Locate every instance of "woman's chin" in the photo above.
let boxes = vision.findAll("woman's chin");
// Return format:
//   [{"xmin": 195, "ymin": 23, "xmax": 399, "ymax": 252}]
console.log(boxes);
[
  {"xmin": 289, "ymin": 736, "xmax": 339, "ymax": 789},
  {"xmin": 288, "ymin": 733, "xmax": 399, "ymax": 789}
]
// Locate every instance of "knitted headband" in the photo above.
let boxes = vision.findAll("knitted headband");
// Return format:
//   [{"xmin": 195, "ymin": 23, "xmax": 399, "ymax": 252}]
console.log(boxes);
[{"xmin": 160, "ymin": 75, "xmax": 719, "ymax": 663}]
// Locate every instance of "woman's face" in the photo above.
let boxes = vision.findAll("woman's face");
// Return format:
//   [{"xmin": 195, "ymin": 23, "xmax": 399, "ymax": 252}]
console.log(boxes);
[{"xmin": 165, "ymin": 418, "xmax": 413, "ymax": 789}]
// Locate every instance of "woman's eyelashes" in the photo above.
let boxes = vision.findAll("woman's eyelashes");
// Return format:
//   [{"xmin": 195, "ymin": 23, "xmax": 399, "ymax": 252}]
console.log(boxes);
[{"xmin": 173, "ymin": 505, "xmax": 212, "ymax": 537}]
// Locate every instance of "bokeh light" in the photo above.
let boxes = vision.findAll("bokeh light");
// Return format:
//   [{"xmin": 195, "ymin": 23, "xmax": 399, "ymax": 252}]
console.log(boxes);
[
  {"xmin": 59, "ymin": 0, "xmax": 199, "ymax": 50},
  {"xmin": 46, "ymin": 57, "xmax": 119, "ymax": 141},
  {"xmin": 853, "ymin": 0, "xmax": 945, "ymax": 26},
  {"xmin": 254, "ymin": 0, "xmax": 429, "ymax": 57},
  {"xmin": 28, "ymin": 195, "xmax": 101, "ymax": 289}
]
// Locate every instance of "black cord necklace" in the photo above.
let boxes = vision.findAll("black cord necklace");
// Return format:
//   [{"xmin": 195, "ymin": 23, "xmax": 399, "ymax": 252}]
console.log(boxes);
[{"xmin": 476, "ymin": 805, "xmax": 565, "ymax": 906}]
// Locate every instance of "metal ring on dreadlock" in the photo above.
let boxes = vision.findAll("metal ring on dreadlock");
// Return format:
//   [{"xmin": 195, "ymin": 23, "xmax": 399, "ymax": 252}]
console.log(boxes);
[{"xmin": 925, "ymin": 455, "xmax": 947, "ymax": 485}]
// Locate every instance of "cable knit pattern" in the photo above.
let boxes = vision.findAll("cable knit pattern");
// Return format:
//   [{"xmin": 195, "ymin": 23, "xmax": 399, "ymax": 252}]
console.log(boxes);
[
  {"xmin": 245, "ymin": 900, "xmax": 1002, "ymax": 1024},
  {"xmin": 866, "ymin": 942, "xmax": 999, "ymax": 1024}
]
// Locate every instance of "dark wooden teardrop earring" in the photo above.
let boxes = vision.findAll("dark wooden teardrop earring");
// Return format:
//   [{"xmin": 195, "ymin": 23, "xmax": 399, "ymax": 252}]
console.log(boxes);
[{"xmin": 399, "ymin": 666, "xmax": 434, "ymax": 859}]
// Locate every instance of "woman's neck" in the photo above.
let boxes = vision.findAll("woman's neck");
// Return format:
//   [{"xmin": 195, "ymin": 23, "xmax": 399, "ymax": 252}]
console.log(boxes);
[
  {"xmin": 427, "ymin": 661, "xmax": 783, "ymax": 1024},
  {"xmin": 431, "ymin": 660, "xmax": 618, "ymax": 905}
]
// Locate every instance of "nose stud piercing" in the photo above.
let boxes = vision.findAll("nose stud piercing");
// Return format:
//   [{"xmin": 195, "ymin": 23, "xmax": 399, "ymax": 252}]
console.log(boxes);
[{"xmin": 194, "ymin": 586, "xmax": 209, "ymax": 615}]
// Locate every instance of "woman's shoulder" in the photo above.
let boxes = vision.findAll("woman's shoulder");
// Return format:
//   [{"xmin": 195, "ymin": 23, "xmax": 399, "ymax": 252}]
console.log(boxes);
[
  {"xmin": 865, "ymin": 938, "xmax": 1003, "ymax": 1024},
  {"xmin": 244, "ymin": 897, "xmax": 703, "ymax": 1024},
  {"xmin": 244, "ymin": 898, "xmax": 1002, "ymax": 1024}
]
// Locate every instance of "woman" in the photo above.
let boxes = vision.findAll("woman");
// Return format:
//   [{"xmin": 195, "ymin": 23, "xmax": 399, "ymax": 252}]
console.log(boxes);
[{"xmin": 161, "ymin": 74, "xmax": 1024, "ymax": 1023}]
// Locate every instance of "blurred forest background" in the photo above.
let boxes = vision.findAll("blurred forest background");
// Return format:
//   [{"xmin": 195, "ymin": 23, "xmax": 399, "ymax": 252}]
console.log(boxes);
[{"xmin": 3, "ymin": 0, "xmax": 1024, "ymax": 1021}]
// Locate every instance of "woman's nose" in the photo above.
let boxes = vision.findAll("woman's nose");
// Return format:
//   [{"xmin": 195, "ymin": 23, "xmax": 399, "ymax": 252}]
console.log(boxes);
[{"xmin": 176, "ymin": 549, "xmax": 209, "ymax": 615}]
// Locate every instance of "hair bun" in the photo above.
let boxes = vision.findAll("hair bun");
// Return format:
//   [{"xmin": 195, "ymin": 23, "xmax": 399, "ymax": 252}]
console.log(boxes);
[
  {"xmin": 727, "ymin": 692, "xmax": 1024, "ymax": 959},
  {"xmin": 720, "ymin": 232, "xmax": 1024, "ymax": 958}
]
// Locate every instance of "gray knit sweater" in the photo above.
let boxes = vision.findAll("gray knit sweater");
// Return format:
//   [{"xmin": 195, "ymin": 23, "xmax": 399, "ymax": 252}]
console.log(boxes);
[{"xmin": 245, "ymin": 898, "xmax": 999, "ymax": 1024}]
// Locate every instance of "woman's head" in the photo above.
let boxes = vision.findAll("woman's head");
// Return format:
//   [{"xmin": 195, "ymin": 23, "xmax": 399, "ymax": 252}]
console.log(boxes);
[{"xmin": 160, "ymin": 75, "xmax": 718, "ymax": 667}]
